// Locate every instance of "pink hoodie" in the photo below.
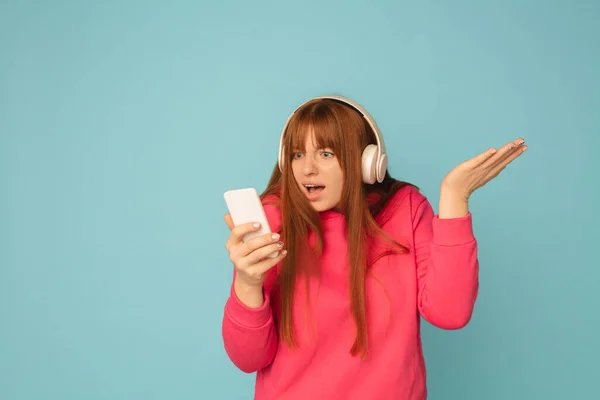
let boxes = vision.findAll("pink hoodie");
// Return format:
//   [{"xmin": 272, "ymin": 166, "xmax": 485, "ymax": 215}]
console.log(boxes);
[{"xmin": 222, "ymin": 185, "xmax": 479, "ymax": 399}]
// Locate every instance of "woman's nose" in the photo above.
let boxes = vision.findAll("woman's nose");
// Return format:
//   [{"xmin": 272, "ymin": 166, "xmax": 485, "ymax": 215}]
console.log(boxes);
[{"xmin": 303, "ymin": 155, "xmax": 318, "ymax": 175}]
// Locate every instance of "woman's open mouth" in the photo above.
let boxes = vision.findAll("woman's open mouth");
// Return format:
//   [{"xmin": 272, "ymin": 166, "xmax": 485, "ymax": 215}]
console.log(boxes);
[{"xmin": 303, "ymin": 184, "xmax": 325, "ymax": 200}]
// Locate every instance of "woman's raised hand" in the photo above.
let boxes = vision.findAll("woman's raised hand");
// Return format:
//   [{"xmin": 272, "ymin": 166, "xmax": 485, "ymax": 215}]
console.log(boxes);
[{"xmin": 441, "ymin": 138, "xmax": 528, "ymax": 200}]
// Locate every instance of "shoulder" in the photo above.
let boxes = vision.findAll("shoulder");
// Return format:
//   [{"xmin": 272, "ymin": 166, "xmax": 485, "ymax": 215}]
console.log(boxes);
[{"xmin": 381, "ymin": 184, "xmax": 431, "ymax": 223}]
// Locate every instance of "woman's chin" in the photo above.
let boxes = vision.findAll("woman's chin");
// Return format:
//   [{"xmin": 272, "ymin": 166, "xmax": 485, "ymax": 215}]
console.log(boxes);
[{"xmin": 309, "ymin": 199, "xmax": 338, "ymax": 213}]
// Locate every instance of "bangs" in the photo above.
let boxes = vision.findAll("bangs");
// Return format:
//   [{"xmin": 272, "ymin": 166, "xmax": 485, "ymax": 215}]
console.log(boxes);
[{"xmin": 286, "ymin": 102, "xmax": 342, "ymax": 155}]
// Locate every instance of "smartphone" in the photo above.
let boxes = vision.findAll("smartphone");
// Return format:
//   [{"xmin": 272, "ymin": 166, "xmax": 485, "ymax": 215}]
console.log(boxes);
[{"xmin": 223, "ymin": 187, "xmax": 278, "ymax": 258}]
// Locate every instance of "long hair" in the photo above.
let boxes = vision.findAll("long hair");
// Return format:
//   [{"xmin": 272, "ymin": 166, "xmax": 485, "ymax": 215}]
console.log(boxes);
[{"xmin": 261, "ymin": 98, "xmax": 416, "ymax": 358}]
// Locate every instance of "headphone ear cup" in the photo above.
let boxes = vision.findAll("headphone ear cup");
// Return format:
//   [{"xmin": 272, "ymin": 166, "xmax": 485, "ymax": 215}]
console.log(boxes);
[
  {"xmin": 361, "ymin": 144, "xmax": 378, "ymax": 184},
  {"xmin": 377, "ymin": 153, "xmax": 388, "ymax": 183}
]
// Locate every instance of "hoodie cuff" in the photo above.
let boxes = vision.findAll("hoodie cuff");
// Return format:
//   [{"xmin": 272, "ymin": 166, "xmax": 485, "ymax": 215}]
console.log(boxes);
[
  {"xmin": 225, "ymin": 284, "xmax": 272, "ymax": 329},
  {"xmin": 432, "ymin": 212, "xmax": 475, "ymax": 246}
]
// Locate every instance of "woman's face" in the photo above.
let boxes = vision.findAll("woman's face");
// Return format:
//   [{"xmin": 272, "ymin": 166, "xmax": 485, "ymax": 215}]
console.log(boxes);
[{"xmin": 291, "ymin": 131, "xmax": 344, "ymax": 212}]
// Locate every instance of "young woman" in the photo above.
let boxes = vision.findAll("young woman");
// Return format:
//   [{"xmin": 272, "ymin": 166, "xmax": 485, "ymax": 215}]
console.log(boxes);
[{"xmin": 221, "ymin": 96, "xmax": 527, "ymax": 399}]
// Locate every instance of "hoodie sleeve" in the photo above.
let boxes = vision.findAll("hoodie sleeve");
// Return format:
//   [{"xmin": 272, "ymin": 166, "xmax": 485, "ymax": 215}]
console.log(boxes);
[
  {"xmin": 222, "ymin": 275, "xmax": 279, "ymax": 373},
  {"xmin": 411, "ymin": 194, "xmax": 480, "ymax": 329}
]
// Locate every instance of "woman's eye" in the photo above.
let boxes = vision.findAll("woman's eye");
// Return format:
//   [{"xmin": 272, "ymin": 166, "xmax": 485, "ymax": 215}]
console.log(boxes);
[
  {"xmin": 292, "ymin": 152, "xmax": 303, "ymax": 159},
  {"xmin": 321, "ymin": 151, "xmax": 334, "ymax": 158}
]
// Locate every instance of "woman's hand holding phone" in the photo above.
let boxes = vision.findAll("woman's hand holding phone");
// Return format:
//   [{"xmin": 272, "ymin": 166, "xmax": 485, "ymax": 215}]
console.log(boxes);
[{"xmin": 224, "ymin": 213, "xmax": 287, "ymax": 308}]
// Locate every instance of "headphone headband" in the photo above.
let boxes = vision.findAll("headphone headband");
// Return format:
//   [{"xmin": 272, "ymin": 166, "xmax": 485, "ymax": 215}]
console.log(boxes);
[{"xmin": 277, "ymin": 95, "xmax": 387, "ymax": 183}]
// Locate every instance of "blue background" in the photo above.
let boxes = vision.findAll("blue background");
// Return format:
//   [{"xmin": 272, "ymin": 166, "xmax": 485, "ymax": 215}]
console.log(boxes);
[{"xmin": 1, "ymin": 1, "xmax": 598, "ymax": 399}]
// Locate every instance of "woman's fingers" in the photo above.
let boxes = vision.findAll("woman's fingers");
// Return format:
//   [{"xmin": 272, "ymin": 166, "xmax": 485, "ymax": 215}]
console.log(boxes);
[
  {"xmin": 235, "ymin": 232, "xmax": 281, "ymax": 260},
  {"xmin": 462, "ymin": 147, "xmax": 498, "ymax": 170},
  {"xmin": 481, "ymin": 138, "xmax": 525, "ymax": 170},
  {"xmin": 463, "ymin": 138, "xmax": 525, "ymax": 171},
  {"xmin": 482, "ymin": 142, "xmax": 528, "ymax": 183},
  {"xmin": 246, "ymin": 249, "xmax": 288, "ymax": 280},
  {"xmin": 246, "ymin": 241, "xmax": 285, "ymax": 264},
  {"xmin": 228, "ymin": 230, "xmax": 283, "ymax": 268},
  {"xmin": 225, "ymin": 221, "xmax": 260, "ymax": 252}
]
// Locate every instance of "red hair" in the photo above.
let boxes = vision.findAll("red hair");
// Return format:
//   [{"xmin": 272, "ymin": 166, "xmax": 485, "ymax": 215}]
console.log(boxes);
[{"xmin": 261, "ymin": 98, "xmax": 416, "ymax": 358}]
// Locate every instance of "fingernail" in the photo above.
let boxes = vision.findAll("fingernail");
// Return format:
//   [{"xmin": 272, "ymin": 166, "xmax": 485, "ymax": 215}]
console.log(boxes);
[
  {"xmin": 277, "ymin": 241, "xmax": 284, "ymax": 247},
  {"xmin": 272, "ymin": 233, "xmax": 280, "ymax": 240},
  {"xmin": 519, "ymin": 140, "xmax": 525, "ymax": 145},
  {"xmin": 509, "ymin": 144, "xmax": 515, "ymax": 150},
  {"xmin": 253, "ymin": 222, "xmax": 260, "ymax": 229},
  {"xmin": 282, "ymin": 250, "xmax": 288, "ymax": 256}
]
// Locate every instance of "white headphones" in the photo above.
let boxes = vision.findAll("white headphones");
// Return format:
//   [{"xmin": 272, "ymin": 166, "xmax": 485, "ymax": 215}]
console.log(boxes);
[{"xmin": 277, "ymin": 95, "xmax": 388, "ymax": 184}]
